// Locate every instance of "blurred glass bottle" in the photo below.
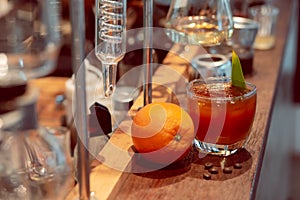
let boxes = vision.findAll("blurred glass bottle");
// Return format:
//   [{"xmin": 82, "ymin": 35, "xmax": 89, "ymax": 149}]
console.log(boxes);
[
  {"xmin": 0, "ymin": 1, "xmax": 74, "ymax": 199},
  {"xmin": 0, "ymin": 88, "xmax": 74, "ymax": 200},
  {"xmin": 0, "ymin": 107, "xmax": 31, "ymax": 199}
]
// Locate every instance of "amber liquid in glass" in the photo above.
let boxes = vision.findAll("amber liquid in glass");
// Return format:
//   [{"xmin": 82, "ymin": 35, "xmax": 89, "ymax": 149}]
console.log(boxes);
[{"xmin": 188, "ymin": 82, "xmax": 256, "ymax": 145}]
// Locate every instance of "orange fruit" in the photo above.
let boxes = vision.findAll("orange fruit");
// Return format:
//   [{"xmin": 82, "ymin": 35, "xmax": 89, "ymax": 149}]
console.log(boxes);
[{"xmin": 131, "ymin": 102, "xmax": 195, "ymax": 164}]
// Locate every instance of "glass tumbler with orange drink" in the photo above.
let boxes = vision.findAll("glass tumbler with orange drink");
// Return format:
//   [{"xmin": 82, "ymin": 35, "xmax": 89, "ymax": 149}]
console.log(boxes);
[{"xmin": 187, "ymin": 77, "xmax": 257, "ymax": 156}]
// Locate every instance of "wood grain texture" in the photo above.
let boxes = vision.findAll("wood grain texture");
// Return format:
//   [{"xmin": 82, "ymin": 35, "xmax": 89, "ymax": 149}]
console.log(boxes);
[{"xmin": 29, "ymin": 77, "xmax": 67, "ymax": 127}]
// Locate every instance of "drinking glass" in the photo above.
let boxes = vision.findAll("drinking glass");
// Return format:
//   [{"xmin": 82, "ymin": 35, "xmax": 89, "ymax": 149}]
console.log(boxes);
[
  {"xmin": 248, "ymin": 5, "xmax": 279, "ymax": 50},
  {"xmin": 229, "ymin": 17, "xmax": 258, "ymax": 75},
  {"xmin": 190, "ymin": 53, "xmax": 232, "ymax": 80},
  {"xmin": 187, "ymin": 78, "xmax": 257, "ymax": 156},
  {"xmin": 165, "ymin": 0, "xmax": 234, "ymax": 47}
]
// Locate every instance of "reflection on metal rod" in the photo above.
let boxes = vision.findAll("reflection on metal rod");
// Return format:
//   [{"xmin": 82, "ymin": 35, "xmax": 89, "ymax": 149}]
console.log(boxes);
[
  {"xmin": 70, "ymin": 0, "xmax": 90, "ymax": 199},
  {"xmin": 143, "ymin": 0, "xmax": 153, "ymax": 106}
]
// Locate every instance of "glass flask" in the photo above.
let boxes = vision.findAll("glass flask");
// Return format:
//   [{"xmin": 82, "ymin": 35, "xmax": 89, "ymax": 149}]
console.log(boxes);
[
  {"xmin": 23, "ymin": 126, "xmax": 74, "ymax": 200},
  {"xmin": 0, "ymin": 1, "xmax": 73, "ymax": 199},
  {"xmin": 0, "ymin": 0, "xmax": 62, "ymax": 79},
  {"xmin": 164, "ymin": 0, "xmax": 234, "ymax": 47},
  {"xmin": 0, "ymin": 88, "xmax": 74, "ymax": 200},
  {"xmin": 0, "ymin": 127, "xmax": 74, "ymax": 200},
  {"xmin": 0, "ymin": 109, "xmax": 30, "ymax": 199}
]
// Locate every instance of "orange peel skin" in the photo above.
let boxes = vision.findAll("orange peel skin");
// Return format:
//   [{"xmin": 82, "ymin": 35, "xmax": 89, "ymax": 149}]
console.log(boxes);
[{"xmin": 131, "ymin": 102, "xmax": 195, "ymax": 164}]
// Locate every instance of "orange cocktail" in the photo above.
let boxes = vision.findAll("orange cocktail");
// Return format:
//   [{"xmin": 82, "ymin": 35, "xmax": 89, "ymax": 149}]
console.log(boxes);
[{"xmin": 187, "ymin": 78, "xmax": 257, "ymax": 156}]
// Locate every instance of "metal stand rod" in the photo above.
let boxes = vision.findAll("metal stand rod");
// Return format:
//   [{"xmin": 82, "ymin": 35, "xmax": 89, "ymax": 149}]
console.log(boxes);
[
  {"xmin": 143, "ymin": 0, "xmax": 153, "ymax": 106},
  {"xmin": 70, "ymin": 0, "xmax": 90, "ymax": 199}
]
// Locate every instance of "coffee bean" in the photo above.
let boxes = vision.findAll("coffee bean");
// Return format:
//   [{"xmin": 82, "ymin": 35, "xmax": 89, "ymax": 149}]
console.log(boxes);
[
  {"xmin": 203, "ymin": 172, "xmax": 211, "ymax": 180},
  {"xmin": 208, "ymin": 167, "xmax": 218, "ymax": 174},
  {"xmin": 234, "ymin": 163, "xmax": 242, "ymax": 169},
  {"xmin": 204, "ymin": 162, "xmax": 213, "ymax": 169},
  {"xmin": 223, "ymin": 167, "xmax": 232, "ymax": 174}
]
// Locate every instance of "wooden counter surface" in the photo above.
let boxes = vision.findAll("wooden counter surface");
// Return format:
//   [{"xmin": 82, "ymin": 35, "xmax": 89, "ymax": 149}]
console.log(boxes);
[
  {"xmin": 30, "ymin": 77, "xmax": 67, "ymax": 127},
  {"xmin": 31, "ymin": 0, "xmax": 296, "ymax": 199}
]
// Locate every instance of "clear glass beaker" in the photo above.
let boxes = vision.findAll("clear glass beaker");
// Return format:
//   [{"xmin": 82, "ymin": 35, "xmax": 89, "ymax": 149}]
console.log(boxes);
[
  {"xmin": 0, "ymin": 87, "xmax": 74, "ymax": 200},
  {"xmin": 0, "ymin": 0, "xmax": 62, "ymax": 79},
  {"xmin": 164, "ymin": 0, "xmax": 234, "ymax": 47},
  {"xmin": 0, "ymin": 116, "xmax": 73, "ymax": 200}
]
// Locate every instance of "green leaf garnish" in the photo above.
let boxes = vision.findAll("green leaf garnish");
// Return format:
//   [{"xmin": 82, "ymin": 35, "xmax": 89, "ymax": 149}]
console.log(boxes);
[{"xmin": 231, "ymin": 51, "xmax": 246, "ymax": 89}]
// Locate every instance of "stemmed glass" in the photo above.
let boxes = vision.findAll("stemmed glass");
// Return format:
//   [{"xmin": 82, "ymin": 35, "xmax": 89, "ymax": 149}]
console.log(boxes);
[{"xmin": 95, "ymin": 0, "xmax": 127, "ymax": 97}]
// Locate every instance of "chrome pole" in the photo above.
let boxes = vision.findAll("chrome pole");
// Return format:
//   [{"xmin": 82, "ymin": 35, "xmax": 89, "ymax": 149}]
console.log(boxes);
[
  {"xmin": 143, "ymin": 0, "xmax": 153, "ymax": 106},
  {"xmin": 70, "ymin": 0, "xmax": 90, "ymax": 199}
]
